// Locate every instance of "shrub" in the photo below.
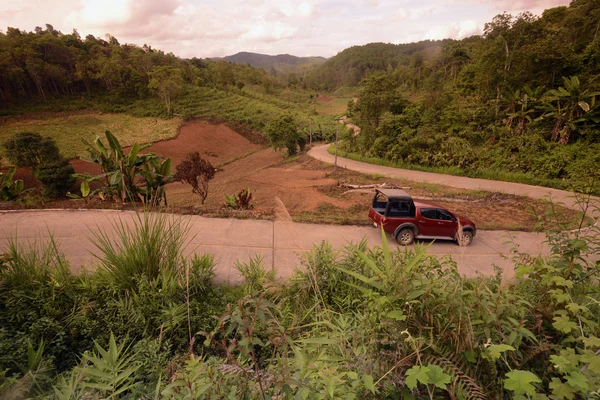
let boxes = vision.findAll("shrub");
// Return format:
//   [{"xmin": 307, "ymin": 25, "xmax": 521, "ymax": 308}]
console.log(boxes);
[
  {"xmin": 34, "ymin": 159, "xmax": 75, "ymax": 198},
  {"xmin": 2, "ymin": 132, "xmax": 60, "ymax": 168},
  {"xmin": 173, "ymin": 152, "xmax": 216, "ymax": 204}
]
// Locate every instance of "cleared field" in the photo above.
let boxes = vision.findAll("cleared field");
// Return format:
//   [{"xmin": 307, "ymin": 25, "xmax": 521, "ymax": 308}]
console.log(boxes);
[
  {"xmin": 0, "ymin": 112, "xmax": 181, "ymax": 159},
  {"xmin": 314, "ymin": 96, "xmax": 351, "ymax": 116}
]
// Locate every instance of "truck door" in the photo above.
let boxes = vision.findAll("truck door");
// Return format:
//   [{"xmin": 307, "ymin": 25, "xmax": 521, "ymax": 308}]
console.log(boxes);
[
  {"xmin": 417, "ymin": 208, "xmax": 439, "ymax": 236},
  {"xmin": 436, "ymin": 209, "xmax": 459, "ymax": 237}
]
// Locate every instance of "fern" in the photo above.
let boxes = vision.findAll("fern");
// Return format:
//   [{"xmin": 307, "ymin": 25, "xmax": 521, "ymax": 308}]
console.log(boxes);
[{"xmin": 423, "ymin": 354, "xmax": 487, "ymax": 400}]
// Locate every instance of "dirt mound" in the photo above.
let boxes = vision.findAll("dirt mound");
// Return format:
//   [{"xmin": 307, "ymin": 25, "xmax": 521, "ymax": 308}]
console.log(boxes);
[
  {"xmin": 143, "ymin": 121, "xmax": 259, "ymax": 165},
  {"xmin": 318, "ymin": 96, "xmax": 333, "ymax": 103}
]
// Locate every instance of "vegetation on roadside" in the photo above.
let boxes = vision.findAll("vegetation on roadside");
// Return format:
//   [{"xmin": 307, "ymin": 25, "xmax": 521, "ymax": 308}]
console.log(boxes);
[
  {"xmin": 266, "ymin": 114, "xmax": 306, "ymax": 156},
  {"xmin": 0, "ymin": 194, "xmax": 598, "ymax": 398},
  {"xmin": 328, "ymin": 144, "xmax": 581, "ymax": 192}
]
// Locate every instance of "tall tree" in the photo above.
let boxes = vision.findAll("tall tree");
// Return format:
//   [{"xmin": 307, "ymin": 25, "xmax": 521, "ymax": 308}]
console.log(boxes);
[{"xmin": 148, "ymin": 66, "xmax": 184, "ymax": 115}]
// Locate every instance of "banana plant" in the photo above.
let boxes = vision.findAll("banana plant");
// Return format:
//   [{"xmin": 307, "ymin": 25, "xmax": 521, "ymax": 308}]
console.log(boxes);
[
  {"xmin": 0, "ymin": 166, "xmax": 25, "ymax": 201},
  {"xmin": 538, "ymin": 76, "xmax": 600, "ymax": 144},
  {"xmin": 76, "ymin": 130, "xmax": 174, "ymax": 204}
]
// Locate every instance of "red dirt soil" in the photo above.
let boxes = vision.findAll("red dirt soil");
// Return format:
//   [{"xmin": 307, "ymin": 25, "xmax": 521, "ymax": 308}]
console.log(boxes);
[
  {"xmin": 142, "ymin": 121, "xmax": 259, "ymax": 165},
  {"xmin": 318, "ymin": 96, "xmax": 333, "ymax": 103}
]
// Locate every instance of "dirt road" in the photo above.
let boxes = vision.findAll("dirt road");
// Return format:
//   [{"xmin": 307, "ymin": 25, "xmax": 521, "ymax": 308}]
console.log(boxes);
[
  {"xmin": 308, "ymin": 144, "xmax": 599, "ymax": 212},
  {"xmin": 0, "ymin": 209, "xmax": 547, "ymax": 282}
]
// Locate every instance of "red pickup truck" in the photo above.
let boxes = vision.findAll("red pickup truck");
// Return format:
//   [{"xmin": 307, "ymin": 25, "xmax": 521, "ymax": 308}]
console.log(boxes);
[{"xmin": 368, "ymin": 188, "xmax": 477, "ymax": 246}]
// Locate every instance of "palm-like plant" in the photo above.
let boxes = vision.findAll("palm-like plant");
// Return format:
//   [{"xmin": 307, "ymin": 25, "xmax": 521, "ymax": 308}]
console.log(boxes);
[
  {"xmin": 76, "ymin": 130, "xmax": 174, "ymax": 204},
  {"xmin": 538, "ymin": 76, "xmax": 600, "ymax": 144},
  {"xmin": 0, "ymin": 166, "xmax": 25, "ymax": 201}
]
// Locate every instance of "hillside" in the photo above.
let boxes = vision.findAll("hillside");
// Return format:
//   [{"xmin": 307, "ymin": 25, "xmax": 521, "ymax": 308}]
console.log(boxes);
[
  {"xmin": 215, "ymin": 52, "xmax": 326, "ymax": 72},
  {"xmin": 306, "ymin": 41, "xmax": 446, "ymax": 90}
]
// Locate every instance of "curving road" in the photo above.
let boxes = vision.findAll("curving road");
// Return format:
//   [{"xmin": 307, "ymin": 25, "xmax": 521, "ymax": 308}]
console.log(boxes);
[
  {"xmin": 2, "ymin": 149, "xmax": 596, "ymax": 282},
  {"xmin": 308, "ymin": 144, "xmax": 599, "ymax": 212},
  {"xmin": 0, "ymin": 209, "xmax": 546, "ymax": 282}
]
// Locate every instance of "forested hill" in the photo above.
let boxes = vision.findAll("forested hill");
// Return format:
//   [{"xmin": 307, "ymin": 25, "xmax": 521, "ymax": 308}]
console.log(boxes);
[
  {"xmin": 306, "ymin": 41, "xmax": 445, "ymax": 90},
  {"xmin": 307, "ymin": 0, "xmax": 599, "ymax": 92},
  {"xmin": 215, "ymin": 52, "xmax": 326, "ymax": 72}
]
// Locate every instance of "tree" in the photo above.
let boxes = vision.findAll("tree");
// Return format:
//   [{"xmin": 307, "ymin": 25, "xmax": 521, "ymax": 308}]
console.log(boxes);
[
  {"xmin": 265, "ymin": 115, "xmax": 305, "ymax": 156},
  {"xmin": 3, "ymin": 132, "xmax": 61, "ymax": 167},
  {"xmin": 173, "ymin": 152, "xmax": 216, "ymax": 204},
  {"xmin": 148, "ymin": 67, "xmax": 184, "ymax": 115}
]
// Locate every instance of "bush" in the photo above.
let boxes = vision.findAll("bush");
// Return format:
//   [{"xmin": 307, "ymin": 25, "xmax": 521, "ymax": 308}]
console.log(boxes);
[
  {"xmin": 2, "ymin": 132, "xmax": 60, "ymax": 168},
  {"xmin": 34, "ymin": 159, "xmax": 75, "ymax": 198},
  {"xmin": 173, "ymin": 152, "xmax": 216, "ymax": 204}
]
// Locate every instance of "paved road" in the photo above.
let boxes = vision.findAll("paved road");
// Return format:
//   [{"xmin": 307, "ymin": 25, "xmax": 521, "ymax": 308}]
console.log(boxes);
[
  {"xmin": 308, "ymin": 144, "xmax": 599, "ymax": 212},
  {"xmin": 0, "ymin": 210, "xmax": 547, "ymax": 282}
]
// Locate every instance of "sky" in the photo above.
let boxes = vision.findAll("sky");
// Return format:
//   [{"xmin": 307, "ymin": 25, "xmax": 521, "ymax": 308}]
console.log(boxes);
[{"xmin": 1, "ymin": 0, "xmax": 571, "ymax": 59}]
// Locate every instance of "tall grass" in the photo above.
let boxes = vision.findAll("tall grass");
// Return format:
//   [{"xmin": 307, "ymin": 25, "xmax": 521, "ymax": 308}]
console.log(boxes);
[
  {"xmin": 0, "ymin": 235, "xmax": 71, "ymax": 290},
  {"xmin": 90, "ymin": 212, "xmax": 192, "ymax": 291}
]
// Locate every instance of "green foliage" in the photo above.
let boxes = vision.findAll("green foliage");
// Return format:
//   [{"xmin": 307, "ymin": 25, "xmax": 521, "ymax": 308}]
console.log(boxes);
[
  {"xmin": 3, "ymin": 132, "xmax": 60, "ymax": 168},
  {"xmin": 75, "ymin": 130, "xmax": 173, "ymax": 204},
  {"xmin": 266, "ymin": 114, "xmax": 305, "ymax": 156},
  {"xmin": 34, "ymin": 158, "xmax": 75, "ymax": 198},
  {"xmin": 0, "ymin": 166, "xmax": 25, "ymax": 201},
  {"xmin": 323, "ymin": 1, "xmax": 600, "ymax": 192}
]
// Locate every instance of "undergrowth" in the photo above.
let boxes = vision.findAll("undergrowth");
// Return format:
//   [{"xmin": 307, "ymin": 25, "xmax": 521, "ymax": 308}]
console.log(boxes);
[{"xmin": 0, "ymin": 192, "xmax": 599, "ymax": 398}]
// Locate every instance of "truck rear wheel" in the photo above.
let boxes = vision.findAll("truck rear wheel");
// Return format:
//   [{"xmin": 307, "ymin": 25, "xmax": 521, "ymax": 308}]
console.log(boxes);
[{"xmin": 396, "ymin": 228, "xmax": 415, "ymax": 246}]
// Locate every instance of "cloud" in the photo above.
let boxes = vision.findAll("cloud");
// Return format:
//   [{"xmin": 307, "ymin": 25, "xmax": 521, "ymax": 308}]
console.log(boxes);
[
  {"xmin": 424, "ymin": 19, "xmax": 481, "ymax": 40},
  {"xmin": 242, "ymin": 22, "xmax": 298, "ymax": 42},
  {"xmin": 1, "ymin": 0, "xmax": 572, "ymax": 58}
]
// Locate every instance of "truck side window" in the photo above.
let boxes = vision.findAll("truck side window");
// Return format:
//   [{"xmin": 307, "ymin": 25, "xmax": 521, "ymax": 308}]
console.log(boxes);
[
  {"xmin": 388, "ymin": 201, "xmax": 410, "ymax": 217},
  {"xmin": 437, "ymin": 209, "xmax": 455, "ymax": 221},
  {"xmin": 420, "ymin": 208, "xmax": 438, "ymax": 219}
]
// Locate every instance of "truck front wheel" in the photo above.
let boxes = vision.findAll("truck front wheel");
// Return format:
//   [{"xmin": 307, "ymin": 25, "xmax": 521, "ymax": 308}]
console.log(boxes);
[
  {"xmin": 396, "ymin": 228, "xmax": 415, "ymax": 246},
  {"xmin": 456, "ymin": 230, "xmax": 473, "ymax": 246}
]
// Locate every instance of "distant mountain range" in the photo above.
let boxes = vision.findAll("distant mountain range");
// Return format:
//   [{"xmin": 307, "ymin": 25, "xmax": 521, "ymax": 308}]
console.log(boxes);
[{"xmin": 212, "ymin": 52, "xmax": 327, "ymax": 72}]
